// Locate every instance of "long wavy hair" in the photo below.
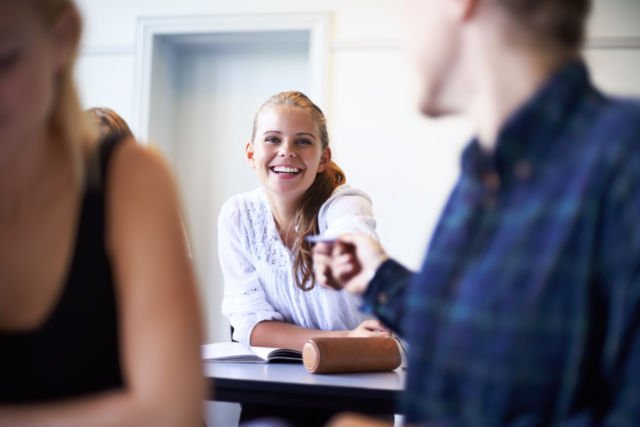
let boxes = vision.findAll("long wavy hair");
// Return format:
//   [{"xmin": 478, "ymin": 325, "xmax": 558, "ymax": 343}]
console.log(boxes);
[{"xmin": 252, "ymin": 91, "xmax": 345, "ymax": 291}]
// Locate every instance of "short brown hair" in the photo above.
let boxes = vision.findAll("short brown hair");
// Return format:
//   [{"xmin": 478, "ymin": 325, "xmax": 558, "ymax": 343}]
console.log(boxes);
[
  {"xmin": 86, "ymin": 107, "xmax": 133, "ymax": 141},
  {"xmin": 497, "ymin": 0, "xmax": 592, "ymax": 50}
]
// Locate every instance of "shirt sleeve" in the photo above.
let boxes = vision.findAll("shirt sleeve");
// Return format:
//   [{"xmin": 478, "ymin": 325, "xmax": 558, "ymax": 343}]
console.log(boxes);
[
  {"xmin": 319, "ymin": 186, "xmax": 378, "ymax": 238},
  {"xmin": 218, "ymin": 201, "xmax": 284, "ymax": 346},
  {"xmin": 361, "ymin": 259, "xmax": 415, "ymax": 336}
]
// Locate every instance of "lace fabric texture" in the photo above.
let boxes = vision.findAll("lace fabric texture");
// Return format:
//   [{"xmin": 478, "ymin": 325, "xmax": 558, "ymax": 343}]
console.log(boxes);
[{"xmin": 218, "ymin": 185, "xmax": 377, "ymax": 346}]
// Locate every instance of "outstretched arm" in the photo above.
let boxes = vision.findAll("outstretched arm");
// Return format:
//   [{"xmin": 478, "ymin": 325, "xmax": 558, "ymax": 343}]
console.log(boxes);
[
  {"xmin": 313, "ymin": 234, "xmax": 414, "ymax": 335},
  {"xmin": 250, "ymin": 319, "xmax": 389, "ymax": 352}
]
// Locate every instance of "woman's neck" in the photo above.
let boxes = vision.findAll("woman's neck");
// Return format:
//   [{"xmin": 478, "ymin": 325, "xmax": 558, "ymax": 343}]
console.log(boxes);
[
  {"xmin": 0, "ymin": 130, "xmax": 68, "ymax": 224},
  {"xmin": 264, "ymin": 192, "xmax": 301, "ymax": 248}
]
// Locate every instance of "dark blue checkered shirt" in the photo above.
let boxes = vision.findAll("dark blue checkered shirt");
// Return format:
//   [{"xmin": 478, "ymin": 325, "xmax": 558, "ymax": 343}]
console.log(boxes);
[{"xmin": 363, "ymin": 60, "xmax": 640, "ymax": 426}]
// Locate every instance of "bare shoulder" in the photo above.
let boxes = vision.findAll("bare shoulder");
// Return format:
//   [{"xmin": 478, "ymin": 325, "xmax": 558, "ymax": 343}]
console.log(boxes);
[
  {"xmin": 109, "ymin": 141, "xmax": 177, "ymax": 196},
  {"xmin": 104, "ymin": 139, "xmax": 201, "ymax": 332},
  {"xmin": 104, "ymin": 140, "xmax": 188, "ymax": 262}
]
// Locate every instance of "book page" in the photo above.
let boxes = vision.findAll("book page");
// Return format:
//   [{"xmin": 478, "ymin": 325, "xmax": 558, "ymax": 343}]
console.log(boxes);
[
  {"xmin": 250, "ymin": 346, "xmax": 283, "ymax": 360},
  {"xmin": 202, "ymin": 342, "xmax": 264, "ymax": 362},
  {"xmin": 202, "ymin": 342, "xmax": 302, "ymax": 363}
]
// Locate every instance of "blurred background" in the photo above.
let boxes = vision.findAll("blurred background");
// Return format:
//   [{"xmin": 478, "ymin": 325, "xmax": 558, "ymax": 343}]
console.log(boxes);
[{"xmin": 73, "ymin": 1, "xmax": 640, "ymax": 424}]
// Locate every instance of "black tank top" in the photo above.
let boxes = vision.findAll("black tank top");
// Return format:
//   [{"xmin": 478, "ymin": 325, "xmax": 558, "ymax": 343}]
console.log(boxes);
[{"xmin": 0, "ymin": 136, "xmax": 124, "ymax": 403}]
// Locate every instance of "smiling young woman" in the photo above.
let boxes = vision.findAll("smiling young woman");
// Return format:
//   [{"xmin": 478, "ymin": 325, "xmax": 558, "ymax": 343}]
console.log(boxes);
[
  {"xmin": 219, "ymin": 91, "xmax": 387, "ymax": 350},
  {"xmin": 217, "ymin": 91, "xmax": 389, "ymax": 426}
]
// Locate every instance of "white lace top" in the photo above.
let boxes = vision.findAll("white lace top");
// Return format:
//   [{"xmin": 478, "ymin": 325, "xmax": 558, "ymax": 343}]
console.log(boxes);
[{"xmin": 218, "ymin": 184, "xmax": 377, "ymax": 346}]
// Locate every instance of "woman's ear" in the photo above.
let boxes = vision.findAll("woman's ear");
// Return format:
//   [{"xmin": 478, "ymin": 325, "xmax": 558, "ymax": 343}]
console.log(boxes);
[
  {"xmin": 52, "ymin": 4, "xmax": 82, "ymax": 72},
  {"xmin": 245, "ymin": 142, "xmax": 256, "ymax": 168},
  {"xmin": 317, "ymin": 147, "xmax": 331, "ymax": 173}
]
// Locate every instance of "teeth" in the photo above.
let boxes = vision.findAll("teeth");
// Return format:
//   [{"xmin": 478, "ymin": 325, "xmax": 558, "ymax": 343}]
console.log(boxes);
[{"xmin": 272, "ymin": 166, "xmax": 301, "ymax": 173}]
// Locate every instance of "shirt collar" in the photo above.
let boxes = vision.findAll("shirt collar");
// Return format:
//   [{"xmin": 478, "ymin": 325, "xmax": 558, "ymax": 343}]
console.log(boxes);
[{"xmin": 462, "ymin": 58, "xmax": 593, "ymax": 182}]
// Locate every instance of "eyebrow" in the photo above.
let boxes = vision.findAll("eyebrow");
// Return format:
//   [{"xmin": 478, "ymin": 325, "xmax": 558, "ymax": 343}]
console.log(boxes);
[
  {"xmin": 263, "ymin": 130, "xmax": 316, "ymax": 139},
  {"xmin": 296, "ymin": 132, "xmax": 316, "ymax": 139}
]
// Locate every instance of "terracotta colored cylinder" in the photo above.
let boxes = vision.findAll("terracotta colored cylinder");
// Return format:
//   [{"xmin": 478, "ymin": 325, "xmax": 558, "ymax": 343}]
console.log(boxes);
[{"xmin": 303, "ymin": 336, "xmax": 401, "ymax": 374}]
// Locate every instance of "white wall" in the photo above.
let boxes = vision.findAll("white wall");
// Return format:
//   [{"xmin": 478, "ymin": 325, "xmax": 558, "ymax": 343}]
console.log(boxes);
[{"xmin": 74, "ymin": 0, "xmax": 640, "ymax": 311}]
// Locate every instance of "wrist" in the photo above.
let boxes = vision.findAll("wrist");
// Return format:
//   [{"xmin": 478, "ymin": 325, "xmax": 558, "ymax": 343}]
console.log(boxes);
[
  {"xmin": 372, "ymin": 252, "xmax": 389, "ymax": 272},
  {"xmin": 363, "ymin": 253, "xmax": 389, "ymax": 286},
  {"xmin": 322, "ymin": 330, "xmax": 349, "ymax": 338}
]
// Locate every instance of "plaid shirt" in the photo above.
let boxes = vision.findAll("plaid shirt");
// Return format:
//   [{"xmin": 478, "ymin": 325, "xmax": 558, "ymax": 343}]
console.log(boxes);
[{"xmin": 363, "ymin": 60, "xmax": 640, "ymax": 426}]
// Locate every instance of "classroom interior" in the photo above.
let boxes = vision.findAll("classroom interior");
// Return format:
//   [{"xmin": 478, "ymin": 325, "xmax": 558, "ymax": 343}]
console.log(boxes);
[{"xmin": 72, "ymin": 0, "xmax": 640, "ymax": 425}]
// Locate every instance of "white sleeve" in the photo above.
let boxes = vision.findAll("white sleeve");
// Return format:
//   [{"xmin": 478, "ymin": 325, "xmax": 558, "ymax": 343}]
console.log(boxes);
[
  {"xmin": 319, "ymin": 186, "xmax": 378, "ymax": 239},
  {"xmin": 218, "ymin": 201, "xmax": 284, "ymax": 346}
]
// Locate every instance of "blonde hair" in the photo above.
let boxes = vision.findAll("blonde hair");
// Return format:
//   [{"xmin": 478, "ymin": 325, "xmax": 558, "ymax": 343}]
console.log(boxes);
[
  {"xmin": 252, "ymin": 91, "xmax": 346, "ymax": 291},
  {"xmin": 36, "ymin": 0, "xmax": 95, "ymax": 188}
]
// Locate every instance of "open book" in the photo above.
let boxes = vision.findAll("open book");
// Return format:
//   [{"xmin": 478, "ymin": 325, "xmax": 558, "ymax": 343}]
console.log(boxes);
[{"xmin": 202, "ymin": 342, "xmax": 302, "ymax": 363}]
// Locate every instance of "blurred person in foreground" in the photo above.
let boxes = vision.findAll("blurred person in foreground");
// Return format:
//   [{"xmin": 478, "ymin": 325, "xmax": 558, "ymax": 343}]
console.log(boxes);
[
  {"xmin": 314, "ymin": 0, "xmax": 640, "ymax": 425},
  {"xmin": 0, "ymin": 1, "xmax": 205, "ymax": 426}
]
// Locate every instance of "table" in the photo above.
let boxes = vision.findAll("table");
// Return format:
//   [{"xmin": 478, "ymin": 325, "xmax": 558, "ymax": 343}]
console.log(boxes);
[{"xmin": 205, "ymin": 361, "xmax": 405, "ymax": 414}]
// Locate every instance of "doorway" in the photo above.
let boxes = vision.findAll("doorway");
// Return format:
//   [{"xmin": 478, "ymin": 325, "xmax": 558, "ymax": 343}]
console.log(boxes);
[{"xmin": 136, "ymin": 14, "xmax": 330, "ymax": 344}]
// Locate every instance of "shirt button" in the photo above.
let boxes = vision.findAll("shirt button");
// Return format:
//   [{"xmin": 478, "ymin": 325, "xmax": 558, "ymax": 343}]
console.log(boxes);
[
  {"xmin": 377, "ymin": 292, "xmax": 388, "ymax": 305},
  {"xmin": 514, "ymin": 160, "xmax": 532, "ymax": 180},
  {"xmin": 483, "ymin": 171, "xmax": 500, "ymax": 191}
]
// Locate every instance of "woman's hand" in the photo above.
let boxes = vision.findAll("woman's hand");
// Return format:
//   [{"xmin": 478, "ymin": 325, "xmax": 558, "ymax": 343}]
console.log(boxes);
[
  {"xmin": 312, "ymin": 234, "xmax": 389, "ymax": 295},
  {"xmin": 347, "ymin": 319, "xmax": 390, "ymax": 338}
]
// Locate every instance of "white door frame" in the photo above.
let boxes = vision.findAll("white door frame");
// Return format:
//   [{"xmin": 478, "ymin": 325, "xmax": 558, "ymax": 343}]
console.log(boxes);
[{"xmin": 132, "ymin": 12, "xmax": 332, "ymax": 141}]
